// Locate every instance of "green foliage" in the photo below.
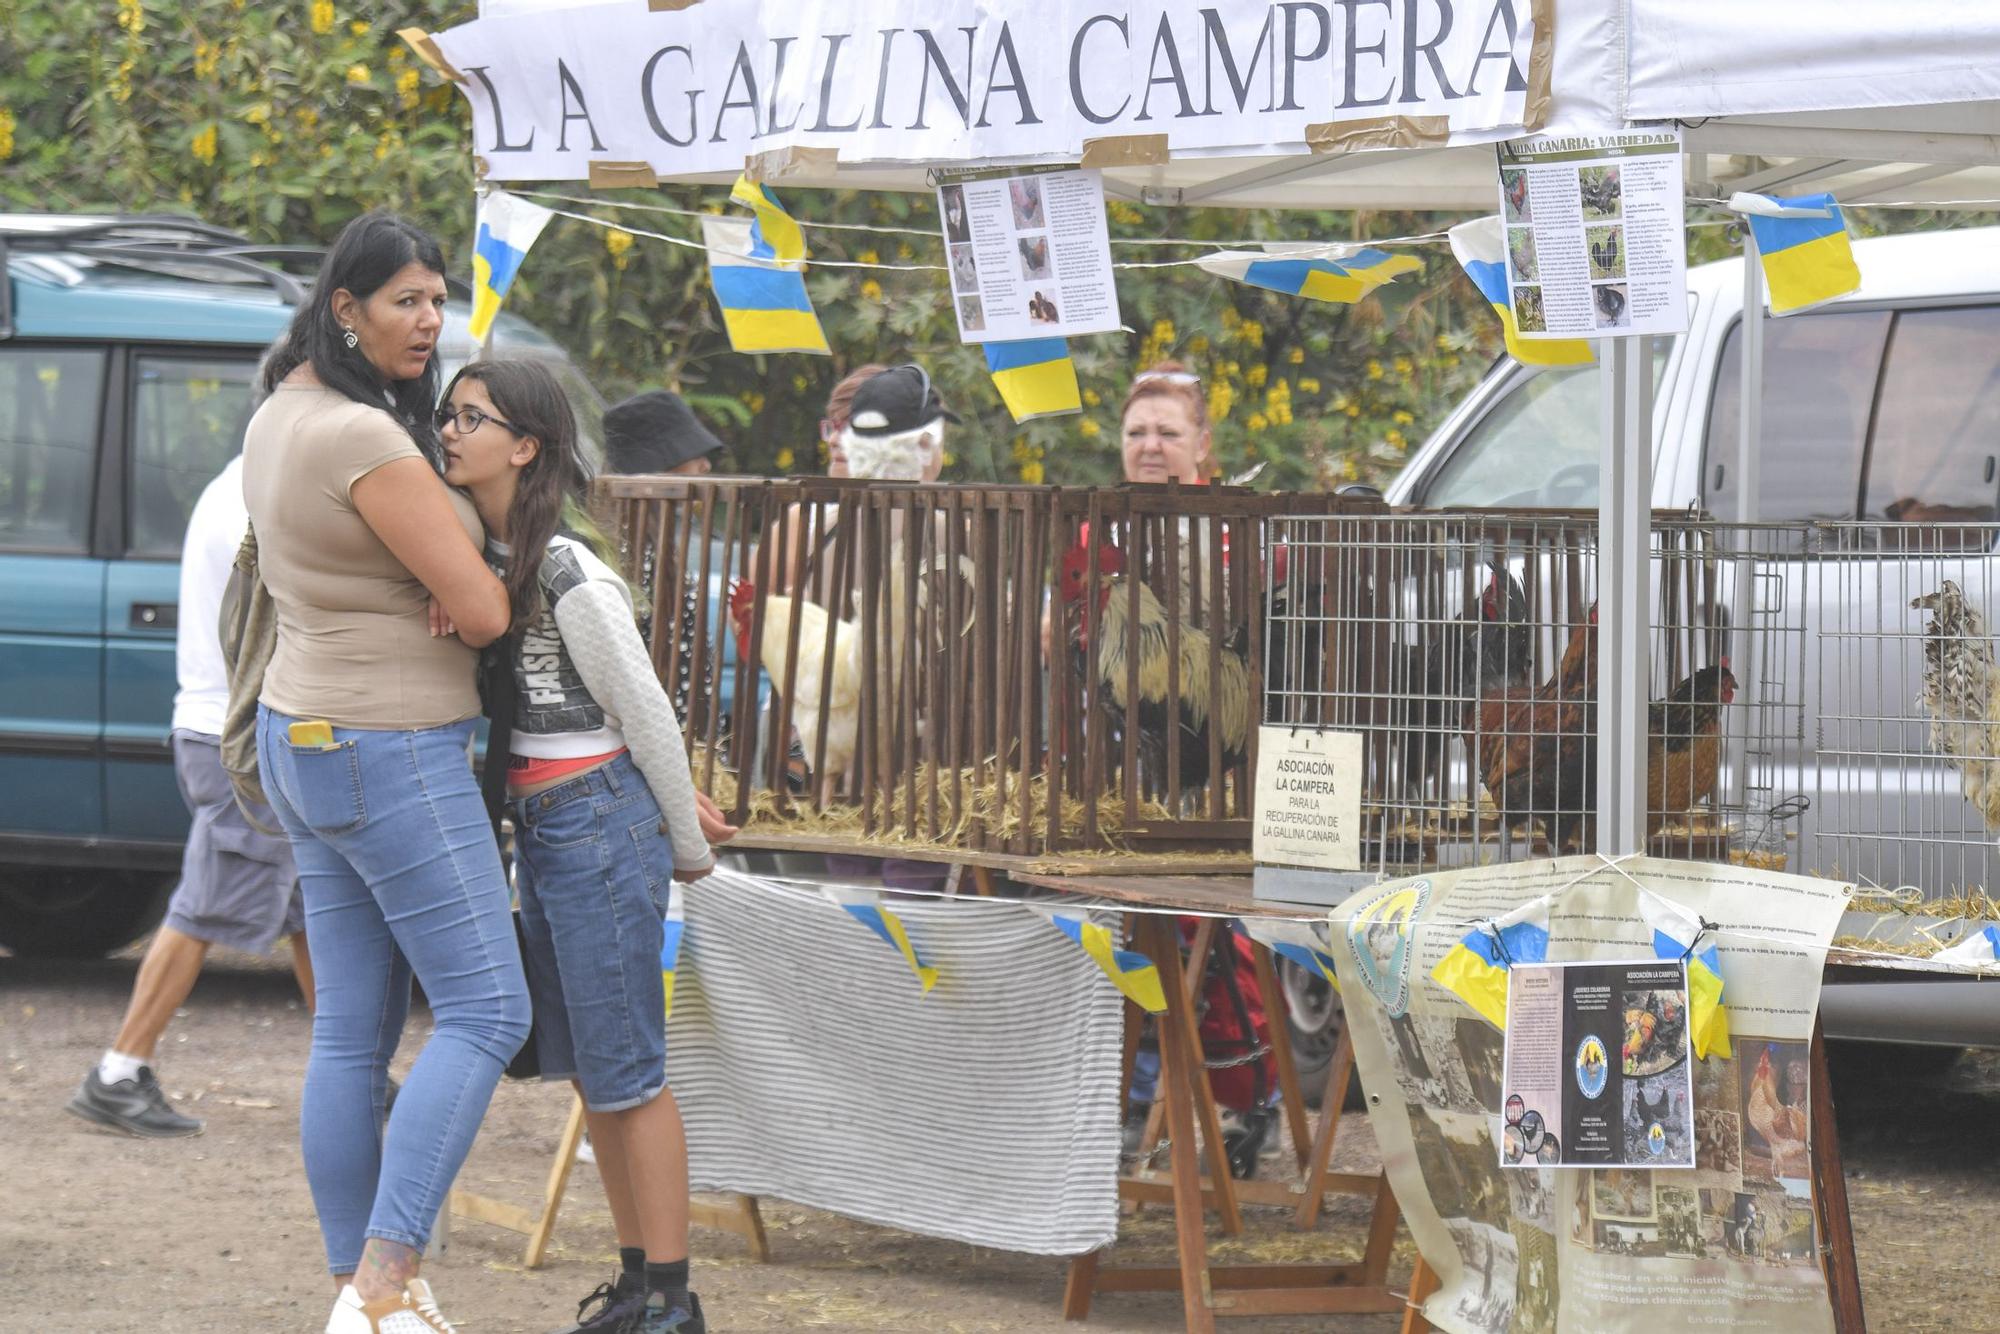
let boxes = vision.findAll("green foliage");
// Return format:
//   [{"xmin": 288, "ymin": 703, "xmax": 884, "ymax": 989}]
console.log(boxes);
[{"xmin": 0, "ymin": 0, "xmax": 1496, "ymax": 487}]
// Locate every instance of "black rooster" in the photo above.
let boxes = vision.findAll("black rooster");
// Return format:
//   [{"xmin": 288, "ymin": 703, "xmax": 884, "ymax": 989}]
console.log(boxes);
[
  {"xmin": 1590, "ymin": 232, "xmax": 1619, "ymax": 275},
  {"xmin": 1403, "ymin": 563, "xmax": 1533, "ymax": 794}
]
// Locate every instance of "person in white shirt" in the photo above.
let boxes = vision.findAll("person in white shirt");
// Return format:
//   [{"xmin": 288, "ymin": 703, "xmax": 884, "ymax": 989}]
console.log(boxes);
[{"xmin": 65, "ymin": 453, "xmax": 313, "ymax": 1139}]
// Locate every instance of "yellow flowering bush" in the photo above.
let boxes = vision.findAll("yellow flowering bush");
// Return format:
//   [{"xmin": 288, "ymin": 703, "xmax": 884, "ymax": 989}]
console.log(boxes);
[{"xmin": 310, "ymin": 0, "xmax": 334, "ymax": 34}]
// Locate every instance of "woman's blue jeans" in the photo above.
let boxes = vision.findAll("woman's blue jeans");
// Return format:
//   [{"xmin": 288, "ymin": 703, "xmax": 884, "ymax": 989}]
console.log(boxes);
[{"xmin": 257, "ymin": 706, "xmax": 530, "ymax": 1273}]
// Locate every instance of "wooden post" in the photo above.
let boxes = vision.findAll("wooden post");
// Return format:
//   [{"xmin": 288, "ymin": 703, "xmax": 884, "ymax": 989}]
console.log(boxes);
[
  {"xmin": 1144, "ymin": 911, "xmax": 1218, "ymax": 1333},
  {"xmin": 1808, "ymin": 1016, "xmax": 1866, "ymax": 1333}
]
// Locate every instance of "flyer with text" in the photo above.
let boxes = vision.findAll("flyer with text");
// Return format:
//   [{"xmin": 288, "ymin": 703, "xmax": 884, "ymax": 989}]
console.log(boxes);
[
  {"xmin": 1497, "ymin": 129, "xmax": 1688, "ymax": 339},
  {"xmin": 1501, "ymin": 960, "xmax": 1694, "ymax": 1169},
  {"xmin": 937, "ymin": 166, "xmax": 1119, "ymax": 344}
]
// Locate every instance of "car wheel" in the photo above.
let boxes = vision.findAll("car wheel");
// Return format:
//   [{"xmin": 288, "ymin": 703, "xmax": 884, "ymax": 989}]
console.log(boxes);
[
  {"xmin": 1276, "ymin": 956, "xmax": 1364, "ymax": 1110},
  {"xmin": 0, "ymin": 867, "xmax": 173, "ymax": 958}
]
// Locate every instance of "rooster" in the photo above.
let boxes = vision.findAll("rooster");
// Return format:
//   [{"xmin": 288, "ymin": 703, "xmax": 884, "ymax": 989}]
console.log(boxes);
[
  {"xmin": 1060, "ymin": 542, "xmax": 1253, "ymax": 794},
  {"xmin": 1590, "ymin": 232, "xmax": 1619, "ymax": 275},
  {"xmin": 1746, "ymin": 1046, "xmax": 1810, "ymax": 1177},
  {"xmin": 1403, "ymin": 563, "xmax": 1533, "ymax": 794},
  {"xmin": 1505, "ymin": 172, "xmax": 1528, "ymax": 219},
  {"xmin": 1912, "ymin": 581, "xmax": 2000, "ymax": 833},
  {"xmin": 1647, "ymin": 661, "xmax": 1737, "ymax": 834},
  {"xmin": 728, "ymin": 580, "xmax": 863, "ymax": 789},
  {"xmin": 1472, "ymin": 607, "xmax": 1599, "ymax": 851}
]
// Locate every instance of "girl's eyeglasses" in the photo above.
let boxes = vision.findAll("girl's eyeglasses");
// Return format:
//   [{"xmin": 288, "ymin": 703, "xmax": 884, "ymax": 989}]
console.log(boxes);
[{"xmin": 436, "ymin": 404, "xmax": 522, "ymax": 436}]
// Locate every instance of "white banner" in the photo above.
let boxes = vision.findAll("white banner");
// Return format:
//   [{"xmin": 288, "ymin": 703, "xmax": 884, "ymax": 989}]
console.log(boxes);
[
  {"xmin": 1332, "ymin": 857, "xmax": 1849, "ymax": 1334},
  {"xmin": 429, "ymin": 0, "xmax": 1551, "ymax": 182}
]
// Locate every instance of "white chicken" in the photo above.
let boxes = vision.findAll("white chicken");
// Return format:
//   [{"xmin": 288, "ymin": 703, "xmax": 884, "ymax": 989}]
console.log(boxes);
[
  {"xmin": 729, "ymin": 580, "xmax": 862, "ymax": 789},
  {"xmin": 1912, "ymin": 580, "xmax": 2000, "ymax": 835}
]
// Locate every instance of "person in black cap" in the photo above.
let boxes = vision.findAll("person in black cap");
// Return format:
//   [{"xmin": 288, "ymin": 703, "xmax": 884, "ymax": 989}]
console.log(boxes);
[
  {"xmin": 839, "ymin": 363, "xmax": 960, "ymax": 483},
  {"xmin": 603, "ymin": 390, "xmax": 727, "ymax": 476}
]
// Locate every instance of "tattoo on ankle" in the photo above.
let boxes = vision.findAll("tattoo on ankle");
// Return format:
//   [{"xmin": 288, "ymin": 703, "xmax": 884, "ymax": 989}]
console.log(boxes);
[{"xmin": 354, "ymin": 1240, "xmax": 422, "ymax": 1298}]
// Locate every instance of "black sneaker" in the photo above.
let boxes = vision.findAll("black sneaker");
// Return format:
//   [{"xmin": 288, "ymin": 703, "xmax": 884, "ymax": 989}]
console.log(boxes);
[
  {"xmin": 65, "ymin": 1066, "xmax": 202, "ymax": 1138},
  {"xmin": 546, "ymin": 1278, "xmax": 646, "ymax": 1334},
  {"xmin": 630, "ymin": 1292, "xmax": 704, "ymax": 1334}
]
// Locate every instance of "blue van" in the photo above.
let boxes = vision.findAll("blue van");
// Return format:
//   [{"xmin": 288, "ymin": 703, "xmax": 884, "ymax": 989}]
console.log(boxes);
[{"xmin": 0, "ymin": 214, "xmax": 607, "ymax": 956}]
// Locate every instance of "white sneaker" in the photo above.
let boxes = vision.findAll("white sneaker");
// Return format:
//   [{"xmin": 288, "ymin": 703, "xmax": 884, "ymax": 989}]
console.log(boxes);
[{"xmin": 326, "ymin": 1279, "xmax": 460, "ymax": 1333}]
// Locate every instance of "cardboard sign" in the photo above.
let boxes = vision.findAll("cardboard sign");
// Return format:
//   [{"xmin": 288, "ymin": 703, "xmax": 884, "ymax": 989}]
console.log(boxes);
[{"xmin": 1253, "ymin": 726, "xmax": 1363, "ymax": 872}]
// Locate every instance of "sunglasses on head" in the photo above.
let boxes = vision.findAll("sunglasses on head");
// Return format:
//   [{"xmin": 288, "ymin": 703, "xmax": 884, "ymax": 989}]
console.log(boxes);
[{"xmin": 1135, "ymin": 370, "xmax": 1202, "ymax": 387}]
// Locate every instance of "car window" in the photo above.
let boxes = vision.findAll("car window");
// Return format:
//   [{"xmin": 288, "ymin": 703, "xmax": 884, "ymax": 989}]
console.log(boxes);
[
  {"xmin": 128, "ymin": 355, "xmax": 259, "ymax": 557},
  {"xmin": 0, "ymin": 346, "xmax": 105, "ymax": 553},
  {"xmin": 1862, "ymin": 305, "xmax": 2000, "ymax": 524},
  {"xmin": 1420, "ymin": 344, "xmax": 1672, "ymax": 509},
  {"xmin": 1703, "ymin": 310, "xmax": 1892, "ymax": 522}
]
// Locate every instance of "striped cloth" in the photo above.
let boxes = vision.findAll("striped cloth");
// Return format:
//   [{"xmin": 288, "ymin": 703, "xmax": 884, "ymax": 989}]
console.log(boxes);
[{"xmin": 667, "ymin": 868, "xmax": 1126, "ymax": 1255}]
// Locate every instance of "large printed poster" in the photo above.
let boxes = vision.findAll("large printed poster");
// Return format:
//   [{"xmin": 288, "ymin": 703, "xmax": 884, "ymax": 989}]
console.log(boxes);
[{"xmin": 1331, "ymin": 856, "xmax": 1849, "ymax": 1334}]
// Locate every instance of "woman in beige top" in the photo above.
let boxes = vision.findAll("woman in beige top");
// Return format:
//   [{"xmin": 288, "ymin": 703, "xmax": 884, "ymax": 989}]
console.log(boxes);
[{"xmin": 240, "ymin": 212, "xmax": 523, "ymax": 1334}]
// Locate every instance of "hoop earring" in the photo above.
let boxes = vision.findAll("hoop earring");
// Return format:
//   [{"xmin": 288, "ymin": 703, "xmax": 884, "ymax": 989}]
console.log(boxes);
[{"xmin": 342, "ymin": 326, "xmax": 359, "ymax": 350}]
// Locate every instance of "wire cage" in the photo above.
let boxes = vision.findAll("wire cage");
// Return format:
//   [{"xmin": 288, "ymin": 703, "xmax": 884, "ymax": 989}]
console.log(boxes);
[
  {"xmin": 1807, "ymin": 521, "xmax": 2000, "ymax": 903},
  {"xmin": 595, "ymin": 474, "xmax": 1380, "ymax": 859},
  {"xmin": 1262, "ymin": 509, "xmax": 1809, "ymax": 877}
]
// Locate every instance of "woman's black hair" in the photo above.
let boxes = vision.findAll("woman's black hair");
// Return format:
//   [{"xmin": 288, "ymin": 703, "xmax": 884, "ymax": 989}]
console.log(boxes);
[
  {"xmin": 263, "ymin": 211, "xmax": 448, "ymax": 462},
  {"xmin": 441, "ymin": 360, "xmax": 594, "ymax": 630}
]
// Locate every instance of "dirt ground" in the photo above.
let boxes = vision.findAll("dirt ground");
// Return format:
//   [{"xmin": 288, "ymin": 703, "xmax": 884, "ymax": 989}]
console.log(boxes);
[{"xmin": 4, "ymin": 942, "xmax": 1998, "ymax": 1333}]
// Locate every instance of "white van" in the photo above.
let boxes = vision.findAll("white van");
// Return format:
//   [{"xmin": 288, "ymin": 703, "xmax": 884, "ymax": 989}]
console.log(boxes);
[{"xmin": 1385, "ymin": 225, "xmax": 2000, "ymax": 1052}]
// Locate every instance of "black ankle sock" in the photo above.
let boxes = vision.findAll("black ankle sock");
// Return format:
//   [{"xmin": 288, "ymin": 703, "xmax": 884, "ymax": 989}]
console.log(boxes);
[
  {"xmin": 645, "ymin": 1258, "xmax": 690, "ymax": 1303},
  {"xmin": 618, "ymin": 1248, "xmax": 646, "ymax": 1290}
]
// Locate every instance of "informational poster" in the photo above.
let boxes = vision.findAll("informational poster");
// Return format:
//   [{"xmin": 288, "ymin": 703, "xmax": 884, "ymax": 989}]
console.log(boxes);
[
  {"xmin": 1253, "ymin": 726, "xmax": 1364, "ymax": 872},
  {"xmin": 937, "ymin": 166, "xmax": 1119, "ymax": 344},
  {"xmin": 1497, "ymin": 129, "xmax": 1688, "ymax": 339},
  {"xmin": 1330, "ymin": 856, "xmax": 1849, "ymax": 1334},
  {"xmin": 1501, "ymin": 960, "xmax": 1694, "ymax": 1169}
]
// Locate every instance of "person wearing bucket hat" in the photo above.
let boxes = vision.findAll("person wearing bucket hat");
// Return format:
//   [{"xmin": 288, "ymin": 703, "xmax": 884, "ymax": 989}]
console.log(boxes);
[
  {"xmin": 839, "ymin": 363, "xmax": 960, "ymax": 483},
  {"xmin": 603, "ymin": 390, "xmax": 727, "ymax": 476}
]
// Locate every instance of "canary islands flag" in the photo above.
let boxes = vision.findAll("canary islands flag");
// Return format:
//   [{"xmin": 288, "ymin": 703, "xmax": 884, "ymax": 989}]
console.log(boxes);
[
  {"xmin": 1737, "ymin": 191, "xmax": 1861, "ymax": 316},
  {"xmin": 1241, "ymin": 917, "xmax": 1340, "ymax": 991},
  {"xmin": 1196, "ymin": 243, "xmax": 1423, "ymax": 305},
  {"xmin": 1035, "ymin": 907, "xmax": 1166, "ymax": 1013},
  {"xmin": 1637, "ymin": 890, "xmax": 1731, "ymax": 1060},
  {"xmin": 983, "ymin": 338, "xmax": 1081, "ymax": 422},
  {"xmin": 469, "ymin": 190, "xmax": 555, "ymax": 347},
  {"xmin": 1431, "ymin": 896, "xmax": 1551, "ymax": 1030},
  {"xmin": 823, "ymin": 886, "xmax": 938, "ymax": 992},
  {"xmin": 701, "ymin": 214, "xmax": 830, "ymax": 355},
  {"xmin": 660, "ymin": 884, "xmax": 685, "ymax": 1020},
  {"xmin": 1446, "ymin": 216, "xmax": 1593, "ymax": 368},
  {"xmin": 729, "ymin": 174, "xmax": 808, "ymax": 265}
]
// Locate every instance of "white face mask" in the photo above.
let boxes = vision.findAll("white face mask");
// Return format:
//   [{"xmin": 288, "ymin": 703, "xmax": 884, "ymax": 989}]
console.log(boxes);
[{"xmin": 841, "ymin": 421, "xmax": 942, "ymax": 481}]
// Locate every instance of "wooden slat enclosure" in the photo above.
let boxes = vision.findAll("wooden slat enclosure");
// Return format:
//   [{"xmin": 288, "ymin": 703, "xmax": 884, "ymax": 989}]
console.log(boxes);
[{"xmin": 596, "ymin": 475, "xmax": 1386, "ymax": 857}]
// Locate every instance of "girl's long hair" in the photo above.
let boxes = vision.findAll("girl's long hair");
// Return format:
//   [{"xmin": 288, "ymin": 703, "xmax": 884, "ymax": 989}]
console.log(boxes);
[
  {"xmin": 441, "ymin": 360, "xmax": 600, "ymax": 631},
  {"xmin": 262, "ymin": 211, "xmax": 448, "ymax": 463}
]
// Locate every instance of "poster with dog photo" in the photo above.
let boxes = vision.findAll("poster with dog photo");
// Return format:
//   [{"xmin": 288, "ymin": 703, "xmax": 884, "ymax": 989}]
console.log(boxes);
[
  {"xmin": 934, "ymin": 165, "xmax": 1119, "ymax": 343},
  {"xmin": 1496, "ymin": 128, "xmax": 1688, "ymax": 339}
]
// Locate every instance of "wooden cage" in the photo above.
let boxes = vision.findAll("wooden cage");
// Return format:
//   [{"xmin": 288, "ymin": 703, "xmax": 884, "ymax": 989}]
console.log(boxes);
[{"xmin": 595, "ymin": 475, "xmax": 1385, "ymax": 860}]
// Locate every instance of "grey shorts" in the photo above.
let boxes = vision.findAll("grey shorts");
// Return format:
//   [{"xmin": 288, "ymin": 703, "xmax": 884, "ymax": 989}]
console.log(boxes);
[{"xmin": 162, "ymin": 730, "xmax": 303, "ymax": 953}]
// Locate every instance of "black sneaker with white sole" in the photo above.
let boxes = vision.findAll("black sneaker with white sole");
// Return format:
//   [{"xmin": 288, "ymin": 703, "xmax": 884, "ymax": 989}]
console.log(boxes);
[
  {"xmin": 545, "ymin": 1277, "xmax": 645, "ymax": 1334},
  {"xmin": 65, "ymin": 1066, "xmax": 203, "ymax": 1138}
]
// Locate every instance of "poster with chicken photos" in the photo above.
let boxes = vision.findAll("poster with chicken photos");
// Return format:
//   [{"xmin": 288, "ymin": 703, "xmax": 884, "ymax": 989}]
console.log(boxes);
[
  {"xmin": 935, "ymin": 165, "xmax": 1120, "ymax": 344},
  {"xmin": 1498, "ymin": 128, "xmax": 1688, "ymax": 339},
  {"xmin": 1500, "ymin": 959, "xmax": 1694, "ymax": 1169}
]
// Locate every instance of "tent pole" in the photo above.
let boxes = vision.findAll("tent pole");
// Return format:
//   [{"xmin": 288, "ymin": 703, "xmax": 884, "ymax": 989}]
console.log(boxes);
[
  {"xmin": 1597, "ymin": 336, "xmax": 1654, "ymax": 857},
  {"xmin": 1724, "ymin": 229, "xmax": 1766, "ymax": 835}
]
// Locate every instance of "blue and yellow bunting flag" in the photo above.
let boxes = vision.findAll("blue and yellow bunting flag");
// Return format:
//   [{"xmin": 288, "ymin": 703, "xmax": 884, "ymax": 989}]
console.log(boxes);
[
  {"xmin": 824, "ymin": 887, "xmax": 938, "ymax": 993},
  {"xmin": 1196, "ymin": 243, "xmax": 1423, "ymax": 305},
  {"xmin": 1241, "ymin": 917, "xmax": 1340, "ymax": 991},
  {"xmin": 729, "ymin": 174, "xmax": 808, "ymax": 266},
  {"xmin": 701, "ymin": 214, "xmax": 830, "ymax": 355},
  {"xmin": 1446, "ymin": 216, "xmax": 1594, "ymax": 368},
  {"xmin": 469, "ymin": 190, "xmax": 555, "ymax": 346},
  {"xmin": 983, "ymin": 337, "xmax": 1081, "ymax": 422},
  {"xmin": 1638, "ymin": 891, "xmax": 1732, "ymax": 1060},
  {"xmin": 660, "ymin": 884, "xmax": 685, "ymax": 1020},
  {"xmin": 1736, "ymin": 191, "xmax": 1861, "ymax": 316},
  {"xmin": 1037, "ymin": 908, "xmax": 1166, "ymax": 1013},
  {"xmin": 1430, "ymin": 896, "xmax": 1551, "ymax": 1030}
]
